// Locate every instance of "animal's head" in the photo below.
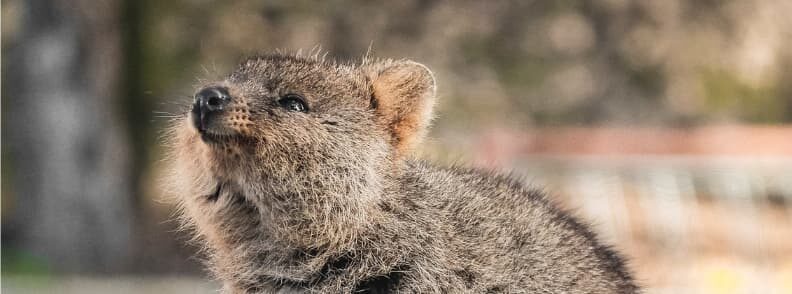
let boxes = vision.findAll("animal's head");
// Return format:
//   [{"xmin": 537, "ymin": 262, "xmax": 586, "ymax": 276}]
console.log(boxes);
[{"xmin": 166, "ymin": 53, "xmax": 436, "ymax": 248}]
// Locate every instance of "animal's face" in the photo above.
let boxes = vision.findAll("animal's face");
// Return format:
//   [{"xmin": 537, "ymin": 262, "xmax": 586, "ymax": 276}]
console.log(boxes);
[
  {"xmin": 192, "ymin": 55, "xmax": 377, "ymax": 157},
  {"xmin": 166, "ymin": 53, "xmax": 436, "ymax": 247}
]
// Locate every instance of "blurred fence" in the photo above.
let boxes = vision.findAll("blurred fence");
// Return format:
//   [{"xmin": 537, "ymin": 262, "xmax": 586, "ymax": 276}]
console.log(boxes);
[{"xmin": 458, "ymin": 126, "xmax": 792, "ymax": 293}]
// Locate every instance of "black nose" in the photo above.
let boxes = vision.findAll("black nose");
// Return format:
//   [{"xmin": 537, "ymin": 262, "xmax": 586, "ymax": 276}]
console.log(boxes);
[
  {"xmin": 193, "ymin": 87, "xmax": 230, "ymax": 131},
  {"xmin": 194, "ymin": 87, "xmax": 230, "ymax": 113}
]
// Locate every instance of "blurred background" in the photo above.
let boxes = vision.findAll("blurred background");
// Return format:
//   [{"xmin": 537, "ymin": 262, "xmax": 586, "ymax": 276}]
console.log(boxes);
[{"xmin": 3, "ymin": 0, "xmax": 792, "ymax": 293}]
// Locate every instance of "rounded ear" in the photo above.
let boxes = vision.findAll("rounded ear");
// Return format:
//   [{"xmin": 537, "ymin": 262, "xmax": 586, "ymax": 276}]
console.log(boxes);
[{"xmin": 364, "ymin": 60, "xmax": 437, "ymax": 155}]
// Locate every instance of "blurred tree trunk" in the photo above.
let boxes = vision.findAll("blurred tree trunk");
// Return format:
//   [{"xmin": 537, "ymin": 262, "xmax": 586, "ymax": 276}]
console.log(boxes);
[{"xmin": 3, "ymin": 0, "xmax": 134, "ymax": 273}]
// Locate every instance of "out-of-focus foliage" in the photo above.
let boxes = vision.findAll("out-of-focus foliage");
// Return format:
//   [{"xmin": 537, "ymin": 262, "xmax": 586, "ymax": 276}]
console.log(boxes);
[{"xmin": 133, "ymin": 0, "xmax": 792, "ymax": 131}]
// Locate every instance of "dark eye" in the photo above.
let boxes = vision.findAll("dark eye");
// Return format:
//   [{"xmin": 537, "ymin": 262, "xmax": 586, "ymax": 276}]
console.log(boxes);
[{"xmin": 278, "ymin": 94, "xmax": 308, "ymax": 112}]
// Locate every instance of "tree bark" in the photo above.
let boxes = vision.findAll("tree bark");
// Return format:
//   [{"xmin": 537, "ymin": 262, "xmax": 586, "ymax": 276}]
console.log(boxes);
[{"xmin": 3, "ymin": 0, "xmax": 134, "ymax": 273}]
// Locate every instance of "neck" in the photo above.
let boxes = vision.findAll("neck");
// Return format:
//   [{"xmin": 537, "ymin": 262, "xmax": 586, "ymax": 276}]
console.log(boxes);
[{"xmin": 205, "ymin": 174, "xmax": 396, "ymax": 290}]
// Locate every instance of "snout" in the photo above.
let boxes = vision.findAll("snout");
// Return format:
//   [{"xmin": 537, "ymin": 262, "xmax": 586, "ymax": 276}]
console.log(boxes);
[{"xmin": 192, "ymin": 86, "xmax": 231, "ymax": 132}]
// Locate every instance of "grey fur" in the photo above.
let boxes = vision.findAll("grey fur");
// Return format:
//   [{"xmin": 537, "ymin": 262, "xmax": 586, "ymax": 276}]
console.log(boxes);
[{"xmin": 164, "ymin": 53, "xmax": 639, "ymax": 293}]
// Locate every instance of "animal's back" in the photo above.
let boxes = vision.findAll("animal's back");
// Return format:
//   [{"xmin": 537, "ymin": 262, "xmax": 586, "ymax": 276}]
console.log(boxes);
[{"xmin": 401, "ymin": 160, "xmax": 639, "ymax": 293}]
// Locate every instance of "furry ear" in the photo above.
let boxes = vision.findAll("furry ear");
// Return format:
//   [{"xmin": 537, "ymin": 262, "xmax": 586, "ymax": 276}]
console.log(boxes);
[{"xmin": 364, "ymin": 60, "xmax": 437, "ymax": 155}]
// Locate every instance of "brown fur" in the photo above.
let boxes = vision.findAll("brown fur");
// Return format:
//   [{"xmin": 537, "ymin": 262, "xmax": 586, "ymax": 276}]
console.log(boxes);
[{"xmin": 164, "ymin": 53, "xmax": 640, "ymax": 293}]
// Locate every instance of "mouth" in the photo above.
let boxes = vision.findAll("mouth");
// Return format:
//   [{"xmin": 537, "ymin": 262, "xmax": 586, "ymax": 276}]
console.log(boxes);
[
  {"xmin": 200, "ymin": 131, "xmax": 236, "ymax": 143},
  {"xmin": 198, "ymin": 128, "xmax": 258, "ymax": 146},
  {"xmin": 189, "ymin": 111, "xmax": 241, "ymax": 144}
]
